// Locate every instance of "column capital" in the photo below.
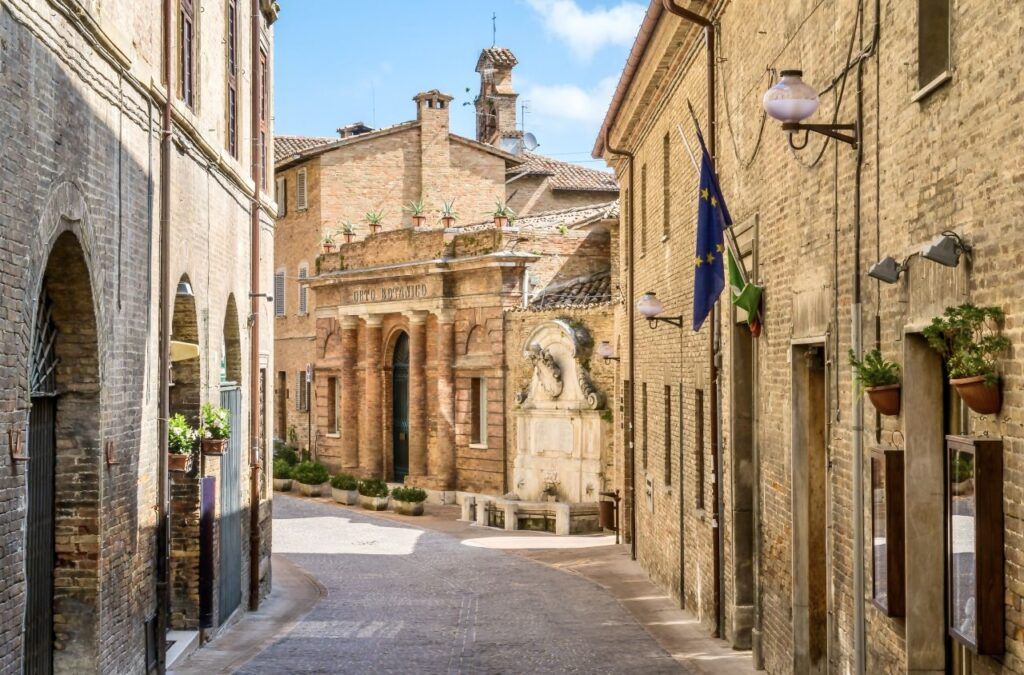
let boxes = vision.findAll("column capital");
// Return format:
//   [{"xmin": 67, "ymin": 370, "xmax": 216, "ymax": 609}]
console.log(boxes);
[
  {"xmin": 434, "ymin": 308, "xmax": 456, "ymax": 325},
  {"xmin": 361, "ymin": 314, "xmax": 384, "ymax": 328},
  {"xmin": 405, "ymin": 310, "xmax": 429, "ymax": 325},
  {"xmin": 339, "ymin": 314, "xmax": 360, "ymax": 330}
]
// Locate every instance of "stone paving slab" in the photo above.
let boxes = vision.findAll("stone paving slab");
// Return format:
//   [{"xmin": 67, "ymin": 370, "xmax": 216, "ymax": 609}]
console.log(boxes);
[{"xmin": 238, "ymin": 495, "xmax": 682, "ymax": 674}]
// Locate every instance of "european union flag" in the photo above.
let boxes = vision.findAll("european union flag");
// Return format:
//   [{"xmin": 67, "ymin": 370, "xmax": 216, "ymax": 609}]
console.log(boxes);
[{"xmin": 692, "ymin": 127, "xmax": 732, "ymax": 331}]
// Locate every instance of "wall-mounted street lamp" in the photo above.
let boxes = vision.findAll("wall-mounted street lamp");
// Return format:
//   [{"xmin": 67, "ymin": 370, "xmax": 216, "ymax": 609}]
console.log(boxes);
[
  {"xmin": 867, "ymin": 256, "xmax": 909, "ymax": 284},
  {"xmin": 636, "ymin": 292, "xmax": 683, "ymax": 329},
  {"xmin": 596, "ymin": 341, "xmax": 620, "ymax": 361},
  {"xmin": 763, "ymin": 70, "xmax": 858, "ymax": 149},
  {"xmin": 921, "ymin": 231, "xmax": 971, "ymax": 268}
]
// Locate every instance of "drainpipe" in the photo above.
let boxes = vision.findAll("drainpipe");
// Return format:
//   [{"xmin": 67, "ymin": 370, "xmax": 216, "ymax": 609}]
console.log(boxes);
[
  {"xmin": 661, "ymin": 0, "xmax": 724, "ymax": 638},
  {"xmin": 603, "ymin": 130, "xmax": 636, "ymax": 560},
  {"xmin": 248, "ymin": 0, "xmax": 263, "ymax": 612},
  {"xmin": 156, "ymin": 0, "xmax": 173, "ymax": 669},
  {"xmin": 851, "ymin": 57, "xmax": 866, "ymax": 675}
]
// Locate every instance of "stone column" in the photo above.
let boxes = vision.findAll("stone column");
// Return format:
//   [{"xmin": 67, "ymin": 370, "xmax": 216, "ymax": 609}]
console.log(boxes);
[
  {"xmin": 361, "ymin": 314, "xmax": 384, "ymax": 476},
  {"xmin": 406, "ymin": 311, "xmax": 428, "ymax": 479},
  {"xmin": 434, "ymin": 310, "xmax": 456, "ymax": 488},
  {"xmin": 339, "ymin": 315, "xmax": 360, "ymax": 470}
]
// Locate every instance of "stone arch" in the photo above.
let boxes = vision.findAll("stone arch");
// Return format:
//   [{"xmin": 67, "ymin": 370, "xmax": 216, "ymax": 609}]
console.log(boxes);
[
  {"xmin": 222, "ymin": 294, "xmax": 242, "ymax": 384},
  {"xmin": 465, "ymin": 323, "xmax": 488, "ymax": 356},
  {"xmin": 25, "ymin": 231, "xmax": 102, "ymax": 672},
  {"xmin": 170, "ymin": 274, "xmax": 201, "ymax": 425},
  {"xmin": 388, "ymin": 330, "xmax": 410, "ymax": 482}
]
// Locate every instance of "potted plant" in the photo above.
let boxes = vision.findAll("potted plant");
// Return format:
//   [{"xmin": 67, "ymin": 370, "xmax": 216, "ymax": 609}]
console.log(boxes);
[
  {"xmin": 439, "ymin": 200, "xmax": 458, "ymax": 227},
  {"xmin": 923, "ymin": 303, "xmax": 1011, "ymax": 415},
  {"xmin": 391, "ymin": 486, "xmax": 428, "ymax": 516},
  {"xmin": 365, "ymin": 210, "xmax": 384, "ymax": 234},
  {"xmin": 357, "ymin": 478, "xmax": 390, "ymax": 511},
  {"xmin": 849, "ymin": 349, "xmax": 901, "ymax": 416},
  {"xmin": 321, "ymin": 230, "xmax": 337, "ymax": 253},
  {"xmin": 200, "ymin": 402, "xmax": 231, "ymax": 455},
  {"xmin": 492, "ymin": 201, "xmax": 515, "ymax": 229},
  {"xmin": 292, "ymin": 461, "xmax": 329, "ymax": 497},
  {"xmin": 340, "ymin": 222, "xmax": 356, "ymax": 244},
  {"xmin": 168, "ymin": 413, "xmax": 196, "ymax": 472},
  {"xmin": 404, "ymin": 199, "xmax": 427, "ymax": 228},
  {"xmin": 272, "ymin": 458, "xmax": 293, "ymax": 492},
  {"xmin": 330, "ymin": 473, "xmax": 359, "ymax": 505}
]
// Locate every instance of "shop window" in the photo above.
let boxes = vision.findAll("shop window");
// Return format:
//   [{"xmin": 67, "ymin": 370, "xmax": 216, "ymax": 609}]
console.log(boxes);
[{"xmin": 470, "ymin": 378, "xmax": 487, "ymax": 446}]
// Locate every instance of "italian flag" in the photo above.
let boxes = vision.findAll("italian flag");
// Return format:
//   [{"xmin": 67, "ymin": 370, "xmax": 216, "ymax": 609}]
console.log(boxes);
[{"xmin": 727, "ymin": 251, "xmax": 763, "ymax": 337}]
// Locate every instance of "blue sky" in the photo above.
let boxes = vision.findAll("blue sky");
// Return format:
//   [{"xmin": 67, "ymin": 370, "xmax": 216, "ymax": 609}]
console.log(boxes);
[{"xmin": 273, "ymin": 0, "xmax": 646, "ymax": 166}]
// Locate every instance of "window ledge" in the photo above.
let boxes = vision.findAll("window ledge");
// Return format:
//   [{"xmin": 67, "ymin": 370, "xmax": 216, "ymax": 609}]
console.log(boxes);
[
  {"xmin": 325, "ymin": 433, "xmax": 340, "ymax": 439},
  {"xmin": 469, "ymin": 443, "xmax": 488, "ymax": 450},
  {"xmin": 912, "ymin": 71, "xmax": 952, "ymax": 103}
]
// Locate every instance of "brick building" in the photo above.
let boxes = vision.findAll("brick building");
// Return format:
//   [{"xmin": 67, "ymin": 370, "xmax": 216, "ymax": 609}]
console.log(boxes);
[
  {"xmin": 0, "ymin": 0, "xmax": 276, "ymax": 671},
  {"xmin": 596, "ymin": 1, "xmax": 1024, "ymax": 673},
  {"xmin": 273, "ymin": 46, "xmax": 619, "ymax": 470}
]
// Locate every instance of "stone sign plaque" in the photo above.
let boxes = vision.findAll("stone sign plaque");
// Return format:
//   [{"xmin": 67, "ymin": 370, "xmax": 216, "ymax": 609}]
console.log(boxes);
[{"xmin": 339, "ymin": 277, "xmax": 440, "ymax": 306}]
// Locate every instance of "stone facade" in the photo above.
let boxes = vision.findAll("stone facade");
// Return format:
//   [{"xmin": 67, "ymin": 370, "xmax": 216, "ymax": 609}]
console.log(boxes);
[
  {"xmin": 0, "ymin": 0, "xmax": 275, "ymax": 671},
  {"xmin": 597, "ymin": 1, "xmax": 1024, "ymax": 673}
]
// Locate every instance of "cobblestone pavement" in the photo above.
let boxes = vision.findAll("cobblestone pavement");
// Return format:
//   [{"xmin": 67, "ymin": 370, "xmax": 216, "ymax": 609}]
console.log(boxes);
[{"xmin": 238, "ymin": 495, "xmax": 681, "ymax": 674}]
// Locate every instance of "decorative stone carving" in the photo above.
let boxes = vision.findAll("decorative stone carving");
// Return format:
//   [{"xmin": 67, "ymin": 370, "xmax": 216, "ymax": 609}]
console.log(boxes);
[
  {"xmin": 577, "ymin": 363, "xmax": 603, "ymax": 410},
  {"xmin": 526, "ymin": 343, "xmax": 563, "ymax": 398}
]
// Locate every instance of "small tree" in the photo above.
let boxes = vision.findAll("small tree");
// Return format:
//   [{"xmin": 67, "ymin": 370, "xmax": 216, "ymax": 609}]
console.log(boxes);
[{"xmin": 923, "ymin": 303, "xmax": 1011, "ymax": 386}]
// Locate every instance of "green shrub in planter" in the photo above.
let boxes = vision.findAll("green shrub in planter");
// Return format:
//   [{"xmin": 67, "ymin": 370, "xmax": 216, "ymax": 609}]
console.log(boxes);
[
  {"xmin": 292, "ymin": 461, "xmax": 329, "ymax": 486},
  {"xmin": 358, "ymin": 478, "xmax": 389, "ymax": 498},
  {"xmin": 273, "ymin": 458, "xmax": 292, "ymax": 480},
  {"xmin": 391, "ymin": 487, "xmax": 427, "ymax": 503},
  {"xmin": 275, "ymin": 443, "xmax": 299, "ymax": 466},
  {"xmin": 330, "ymin": 473, "xmax": 358, "ymax": 491}
]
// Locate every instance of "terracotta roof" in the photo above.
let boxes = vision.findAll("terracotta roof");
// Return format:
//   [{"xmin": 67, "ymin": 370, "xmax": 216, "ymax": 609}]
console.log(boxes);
[
  {"xmin": 508, "ymin": 152, "xmax": 618, "ymax": 192},
  {"xmin": 476, "ymin": 47, "xmax": 518, "ymax": 71},
  {"xmin": 275, "ymin": 135, "xmax": 334, "ymax": 158},
  {"xmin": 527, "ymin": 272, "xmax": 613, "ymax": 310},
  {"xmin": 458, "ymin": 200, "xmax": 619, "ymax": 233}
]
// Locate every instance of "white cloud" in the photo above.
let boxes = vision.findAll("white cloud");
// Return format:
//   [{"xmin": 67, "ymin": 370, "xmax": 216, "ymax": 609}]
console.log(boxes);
[
  {"xmin": 525, "ymin": 76, "xmax": 618, "ymax": 124},
  {"xmin": 526, "ymin": 0, "xmax": 646, "ymax": 60}
]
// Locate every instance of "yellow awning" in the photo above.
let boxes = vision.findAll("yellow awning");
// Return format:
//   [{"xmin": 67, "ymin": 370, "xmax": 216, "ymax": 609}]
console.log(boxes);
[{"xmin": 170, "ymin": 340, "xmax": 200, "ymax": 362}]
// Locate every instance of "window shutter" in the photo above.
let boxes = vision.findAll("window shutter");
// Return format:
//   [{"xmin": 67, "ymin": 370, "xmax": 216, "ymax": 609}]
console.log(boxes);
[
  {"xmin": 274, "ymin": 271, "xmax": 285, "ymax": 316},
  {"xmin": 296, "ymin": 169, "xmax": 308, "ymax": 210},
  {"xmin": 276, "ymin": 177, "xmax": 287, "ymax": 216},
  {"xmin": 298, "ymin": 266, "xmax": 308, "ymax": 314},
  {"xmin": 295, "ymin": 371, "xmax": 302, "ymax": 411}
]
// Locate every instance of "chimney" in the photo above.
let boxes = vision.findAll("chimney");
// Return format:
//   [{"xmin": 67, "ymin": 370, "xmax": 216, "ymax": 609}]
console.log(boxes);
[
  {"xmin": 475, "ymin": 47, "xmax": 520, "ymax": 147},
  {"xmin": 413, "ymin": 90, "xmax": 454, "ymax": 213},
  {"xmin": 336, "ymin": 122, "xmax": 373, "ymax": 139}
]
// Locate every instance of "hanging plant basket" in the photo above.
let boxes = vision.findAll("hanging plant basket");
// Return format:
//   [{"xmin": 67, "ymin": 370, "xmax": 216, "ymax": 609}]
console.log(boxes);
[
  {"xmin": 202, "ymin": 438, "xmax": 228, "ymax": 456},
  {"xmin": 950, "ymin": 376, "xmax": 1002, "ymax": 415},
  {"xmin": 168, "ymin": 453, "xmax": 190, "ymax": 472},
  {"xmin": 866, "ymin": 384, "xmax": 901, "ymax": 416}
]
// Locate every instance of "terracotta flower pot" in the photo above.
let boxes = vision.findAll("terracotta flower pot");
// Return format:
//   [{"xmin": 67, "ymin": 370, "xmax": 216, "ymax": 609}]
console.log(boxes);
[
  {"xmin": 273, "ymin": 478, "xmax": 292, "ymax": 492},
  {"xmin": 369, "ymin": 224, "xmax": 381, "ymax": 235},
  {"xmin": 393, "ymin": 500, "xmax": 424, "ymax": 516},
  {"xmin": 343, "ymin": 233, "xmax": 354, "ymax": 243},
  {"xmin": 332, "ymin": 488, "xmax": 358, "ymax": 505},
  {"xmin": 441, "ymin": 217, "xmax": 455, "ymax": 228},
  {"xmin": 951, "ymin": 375, "xmax": 1002, "ymax": 415},
  {"xmin": 494, "ymin": 216, "xmax": 508, "ymax": 229},
  {"xmin": 298, "ymin": 482, "xmax": 322, "ymax": 497},
  {"xmin": 323, "ymin": 243, "xmax": 335, "ymax": 253},
  {"xmin": 202, "ymin": 438, "xmax": 228, "ymax": 456},
  {"xmin": 359, "ymin": 494, "xmax": 389, "ymax": 511},
  {"xmin": 866, "ymin": 384, "xmax": 901, "ymax": 416},
  {"xmin": 168, "ymin": 453, "xmax": 190, "ymax": 472},
  {"xmin": 412, "ymin": 215, "xmax": 426, "ymax": 227}
]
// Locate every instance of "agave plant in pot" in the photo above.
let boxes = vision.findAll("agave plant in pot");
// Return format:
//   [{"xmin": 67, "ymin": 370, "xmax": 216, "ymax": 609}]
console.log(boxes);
[
  {"xmin": 923, "ymin": 303, "xmax": 1011, "ymax": 415},
  {"xmin": 391, "ymin": 486, "xmax": 428, "ymax": 516},
  {"xmin": 439, "ymin": 199, "xmax": 458, "ymax": 228},
  {"xmin": 330, "ymin": 473, "xmax": 359, "ymax": 505},
  {"xmin": 850, "ymin": 349, "xmax": 901, "ymax": 416},
  {"xmin": 167, "ymin": 413, "xmax": 197, "ymax": 472},
  {"xmin": 358, "ymin": 478, "xmax": 390, "ymax": 511},
  {"xmin": 292, "ymin": 461, "xmax": 330, "ymax": 497},
  {"xmin": 404, "ymin": 199, "xmax": 427, "ymax": 228},
  {"xmin": 340, "ymin": 221, "xmax": 356, "ymax": 244},
  {"xmin": 272, "ymin": 458, "xmax": 293, "ymax": 492},
  {"xmin": 365, "ymin": 210, "xmax": 384, "ymax": 234},
  {"xmin": 492, "ymin": 201, "xmax": 515, "ymax": 229},
  {"xmin": 200, "ymin": 402, "xmax": 231, "ymax": 455}
]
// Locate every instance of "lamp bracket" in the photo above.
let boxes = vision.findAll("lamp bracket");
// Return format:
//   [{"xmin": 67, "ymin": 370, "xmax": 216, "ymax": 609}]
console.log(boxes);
[
  {"xmin": 782, "ymin": 122, "xmax": 858, "ymax": 148},
  {"xmin": 647, "ymin": 316, "xmax": 684, "ymax": 329}
]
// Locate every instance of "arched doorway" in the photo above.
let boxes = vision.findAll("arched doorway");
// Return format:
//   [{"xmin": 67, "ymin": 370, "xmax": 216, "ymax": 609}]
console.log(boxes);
[
  {"xmin": 391, "ymin": 332, "xmax": 409, "ymax": 482},
  {"xmin": 218, "ymin": 295, "xmax": 243, "ymax": 623},
  {"xmin": 26, "ymin": 232, "xmax": 101, "ymax": 673}
]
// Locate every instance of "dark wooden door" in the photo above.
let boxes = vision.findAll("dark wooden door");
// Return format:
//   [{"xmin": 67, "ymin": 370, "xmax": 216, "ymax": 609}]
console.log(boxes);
[
  {"xmin": 392, "ymin": 333, "xmax": 409, "ymax": 482},
  {"xmin": 25, "ymin": 396, "xmax": 56, "ymax": 675},
  {"xmin": 219, "ymin": 385, "xmax": 242, "ymax": 622}
]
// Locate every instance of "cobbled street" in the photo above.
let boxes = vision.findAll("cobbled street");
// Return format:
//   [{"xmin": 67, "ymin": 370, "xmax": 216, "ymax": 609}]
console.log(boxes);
[{"xmin": 238, "ymin": 495, "xmax": 681, "ymax": 674}]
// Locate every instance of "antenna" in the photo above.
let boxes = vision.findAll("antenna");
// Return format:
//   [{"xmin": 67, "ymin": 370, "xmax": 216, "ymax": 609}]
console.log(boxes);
[
  {"xmin": 492, "ymin": 12, "xmax": 497, "ymax": 47},
  {"xmin": 520, "ymin": 100, "xmax": 530, "ymax": 131}
]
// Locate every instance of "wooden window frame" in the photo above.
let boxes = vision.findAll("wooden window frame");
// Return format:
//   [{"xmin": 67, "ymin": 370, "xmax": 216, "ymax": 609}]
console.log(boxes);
[
  {"xmin": 297, "ymin": 265, "xmax": 308, "ymax": 315},
  {"xmin": 662, "ymin": 132, "xmax": 671, "ymax": 240},
  {"xmin": 326, "ymin": 377, "xmax": 339, "ymax": 435},
  {"xmin": 915, "ymin": 0, "xmax": 952, "ymax": 100},
  {"xmin": 258, "ymin": 46, "xmax": 269, "ymax": 190},
  {"xmin": 640, "ymin": 164, "xmax": 648, "ymax": 256},
  {"xmin": 179, "ymin": 0, "xmax": 196, "ymax": 109},
  {"xmin": 470, "ymin": 377, "xmax": 487, "ymax": 447},
  {"xmin": 275, "ymin": 176, "xmax": 287, "ymax": 216},
  {"xmin": 695, "ymin": 388, "xmax": 705, "ymax": 509},
  {"xmin": 225, "ymin": 0, "xmax": 239, "ymax": 157},
  {"xmin": 296, "ymin": 168, "xmax": 308, "ymax": 210},
  {"xmin": 273, "ymin": 270, "xmax": 285, "ymax": 317}
]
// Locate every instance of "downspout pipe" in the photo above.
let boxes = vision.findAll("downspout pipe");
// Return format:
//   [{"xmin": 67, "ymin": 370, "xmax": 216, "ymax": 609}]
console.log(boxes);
[
  {"xmin": 851, "ymin": 56, "xmax": 866, "ymax": 675},
  {"xmin": 661, "ymin": 0, "xmax": 724, "ymax": 639},
  {"xmin": 603, "ymin": 129, "xmax": 636, "ymax": 561},
  {"xmin": 248, "ymin": 0, "xmax": 263, "ymax": 612},
  {"xmin": 156, "ymin": 0, "xmax": 173, "ymax": 669}
]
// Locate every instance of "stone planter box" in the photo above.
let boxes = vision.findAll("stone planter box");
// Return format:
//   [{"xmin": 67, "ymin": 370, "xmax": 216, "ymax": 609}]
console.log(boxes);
[
  {"xmin": 332, "ymin": 488, "xmax": 358, "ymax": 505},
  {"xmin": 273, "ymin": 478, "xmax": 292, "ymax": 492},
  {"xmin": 168, "ymin": 453, "xmax": 191, "ymax": 473},
  {"xmin": 393, "ymin": 500, "xmax": 424, "ymax": 516},
  {"xmin": 359, "ymin": 494, "xmax": 389, "ymax": 511},
  {"xmin": 201, "ymin": 438, "xmax": 228, "ymax": 456},
  {"xmin": 298, "ymin": 482, "xmax": 323, "ymax": 497}
]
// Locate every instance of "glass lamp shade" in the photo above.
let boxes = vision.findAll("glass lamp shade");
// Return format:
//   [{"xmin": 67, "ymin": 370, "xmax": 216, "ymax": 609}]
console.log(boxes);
[
  {"xmin": 762, "ymin": 70, "xmax": 819, "ymax": 123},
  {"xmin": 636, "ymin": 292, "xmax": 664, "ymax": 319},
  {"xmin": 596, "ymin": 341, "xmax": 615, "ymax": 359}
]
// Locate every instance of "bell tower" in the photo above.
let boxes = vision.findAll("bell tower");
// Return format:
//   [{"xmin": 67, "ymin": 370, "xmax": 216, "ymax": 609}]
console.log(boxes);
[{"xmin": 475, "ymin": 47, "xmax": 521, "ymax": 149}]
